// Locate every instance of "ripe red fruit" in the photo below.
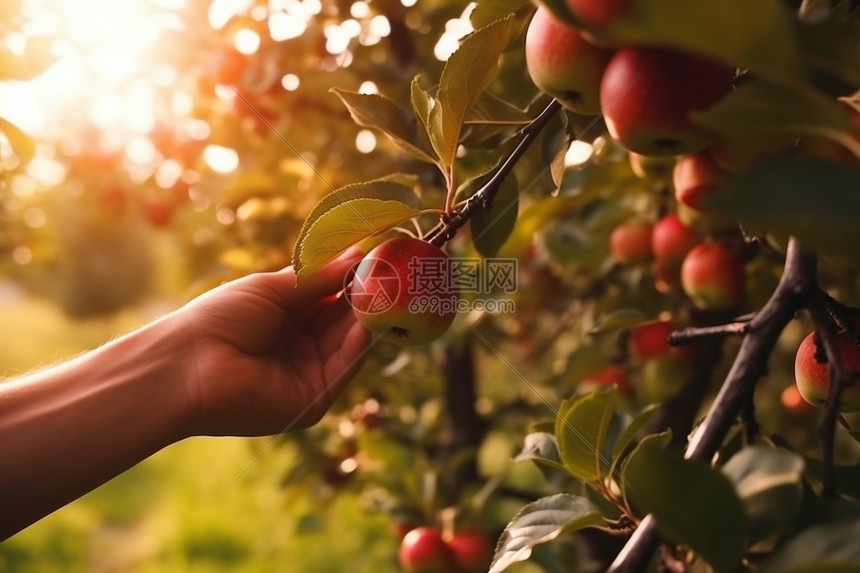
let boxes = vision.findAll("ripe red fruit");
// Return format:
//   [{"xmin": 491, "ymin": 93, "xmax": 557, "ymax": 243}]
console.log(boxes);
[
  {"xmin": 399, "ymin": 527, "xmax": 454, "ymax": 573},
  {"xmin": 680, "ymin": 244, "xmax": 746, "ymax": 311},
  {"xmin": 673, "ymin": 151, "xmax": 732, "ymax": 211},
  {"xmin": 610, "ymin": 220, "xmax": 653, "ymax": 264},
  {"xmin": 581, "ymin": 365, "xmax": 631, "ymax": 395},
  {"xmin": 524, "ymin": 5, "xmax": 613, "ymax": 115},
  {"xmin": 600, "ymin": 47, "xmax": 733, "ymax": 156},
  {"xmin": 347, "ymin": 237, "xmax": 459, "ymax": 346},
  {"xmin": 794, "ymin": 329, "xmax": 860, "ymax": 412},
  {"xmin": 651, "ymin": 214, "xmax": 698, "ymax": 266},
  {"xmin": 567, "ymin": 0, "xmax": 634, "ymax": 31},
  {"xmin": 445, "ymin": 530, "xmax": 495, "ymax": 573},
  {"xmin": 630, "ymin": 321, "xmax": 675, "ymax": 362}
]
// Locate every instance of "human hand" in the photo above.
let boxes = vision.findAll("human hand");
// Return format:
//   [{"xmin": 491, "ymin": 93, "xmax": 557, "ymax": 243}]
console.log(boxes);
[{"xmin": 173, "ymin": 249, "xmax": 372, "ymax": 437}]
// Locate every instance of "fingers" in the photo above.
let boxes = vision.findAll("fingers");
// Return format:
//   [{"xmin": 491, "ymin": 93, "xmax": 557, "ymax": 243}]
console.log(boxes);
[
  {"xmin": 322, "ymin": 319, "xmax": 373, "ymax": 399},
  {"xmin": 295, "ymin": 246, "xmax": 365, "ymax": 301},
  {"xmin": 251, "ymin": 246, "xmax": 365, "ymax": 311}
]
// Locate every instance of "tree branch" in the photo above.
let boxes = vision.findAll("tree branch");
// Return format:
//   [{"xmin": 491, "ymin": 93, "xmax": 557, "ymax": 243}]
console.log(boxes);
[
  {"xmin": 607, "ymin": 238, "xmax": 817, "ymax": 573},
  {"xmin": 426, "ymin": 99, "xmax": 563, "ymax": 247},
  {"xmin": 806, "ymin": 288, "xmax": 852, "ymax": 498},
  {"xmin": 440, "ymin": 336, "xmax": 485, "ymax": 504}
]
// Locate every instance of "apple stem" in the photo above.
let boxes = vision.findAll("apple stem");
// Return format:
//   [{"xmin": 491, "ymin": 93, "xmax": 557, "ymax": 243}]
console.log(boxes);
[
  {"xmin": 607, "ymin": 238, "xmax": 817, "ymax": 573},
  {"xmin": 425, "ymin": 99, "xmax": 563, "ymax": 247}
]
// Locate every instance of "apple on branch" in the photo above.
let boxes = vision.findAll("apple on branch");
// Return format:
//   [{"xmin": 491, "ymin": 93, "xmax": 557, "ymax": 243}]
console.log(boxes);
[
  {"xmin": 525, "ymin": 4, "xmax": 613, "ymax": 115},
  {"xmin": 610, "ymin": 219, "xmax": 653, "ymax": 264},
  {"xmin": 346, "ymin": 236, "xmax": 459, "ymax": 346},
  {"xmin": 444, "ymin": 529, "xmax": 495, "ymax": 573},
  {"xmin": 680, "ymin": 243, "xmax": 746, "ymax": 311},
  {"xmin": 399, "ymin": 527, "xmax": 455, "ymax": 573},
  {"xmin": 794, "ymin": 328, "xmax": 860, "ymax": 412},
  {"xmin": 600, "ymin": 47, "xmax": 733, "ymax": 156}
]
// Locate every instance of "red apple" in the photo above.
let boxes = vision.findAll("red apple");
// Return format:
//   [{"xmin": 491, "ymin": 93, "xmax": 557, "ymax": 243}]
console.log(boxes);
[
  {"xmin": 630, "ymin": 321, "xmax": 675, "ymax": 362},
  {"xmin": 651, "ymin": 213, "xmax": 698, "ymax": 266},
  {"xmin": 610, "ymin": 220, "xmax": 653, "ymax": 264},
  {"xmin": 399, "ymin": 527, "xmax": 454, "ymax": 573},
  {"xmin": 581, "ymin": 364, "xmax": 631, "ymax": 395},
  {"xmin": 680, "ymin": 243, "xmax": 746, "ymax": 311},
  {"xmin": 794, "ymin": 329, "xmax": 860, "ymax": 412},
  {"xmin": 653, "ymin": 259, "xmax": 682, "ymax": 294},
  {"xmin": 525, "ymin": 5, "xmax": 613, "ymax": 115},
  {"xmin": 567, "ymin": 0, "xmax": 635, "ymax": 31},
  {"xmin": 347, "ymin": 237, "xmax": 459, "ymax": 346},
  {"xmin": 445, "ymin": 530, "xmax": 495, "ymax": 573},
  {"xmin": 600, "ymin": 47, "xmax": 733, "ymax": 156},
  {"xmin": 673, "ymin": 151, "xmax": 732, "ymax": 212}
]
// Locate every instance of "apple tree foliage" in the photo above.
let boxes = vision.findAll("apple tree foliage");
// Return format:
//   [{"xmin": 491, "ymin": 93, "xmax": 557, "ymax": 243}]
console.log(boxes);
[{"xmin": 4, "ymin": 0, "xmax": 860, "ymax": 571}]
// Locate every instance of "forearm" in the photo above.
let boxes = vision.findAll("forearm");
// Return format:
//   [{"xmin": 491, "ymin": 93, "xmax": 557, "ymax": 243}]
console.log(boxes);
[{"xmin": 0, "ymin": 315, "xmax": 192, "ymax": 540}]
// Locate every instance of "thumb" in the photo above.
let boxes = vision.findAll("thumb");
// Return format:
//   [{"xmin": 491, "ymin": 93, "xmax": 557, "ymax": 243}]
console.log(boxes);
[{"xmin": 294, "ymin": 246, "xmax": 365, "ymax": 300}]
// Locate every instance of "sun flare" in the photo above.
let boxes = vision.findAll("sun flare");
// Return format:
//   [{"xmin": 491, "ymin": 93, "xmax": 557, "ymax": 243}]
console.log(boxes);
[{"xmin": 0, "ymin": 0, "xmax": 178, "ymax": 139}]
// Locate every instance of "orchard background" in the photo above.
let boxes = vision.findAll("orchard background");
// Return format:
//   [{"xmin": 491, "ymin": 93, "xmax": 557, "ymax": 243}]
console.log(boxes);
[{"xmin": 2, "ymin": 0, "xmax": 860, "ymax": 571}]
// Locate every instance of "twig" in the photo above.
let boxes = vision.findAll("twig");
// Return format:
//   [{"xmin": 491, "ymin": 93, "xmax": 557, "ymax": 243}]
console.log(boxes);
[
  {"xmin": 426, "ymin": 99, "xmax": 563, "ymax": 247},
  {"xmin": 668, "ymin": 320, "xmax": 752, "ymax": 345},
  {"xmin": 607, "ymin": 238, "xmax": 817, "ymax": 573},
  {"xmin": 806, "ymin": 288, "xmax": 851, "ymax": 498}
]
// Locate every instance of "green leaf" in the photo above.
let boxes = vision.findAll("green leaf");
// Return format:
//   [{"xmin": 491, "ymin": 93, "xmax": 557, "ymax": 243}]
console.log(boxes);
[
  {"xmin": 0, "ymin": 118, "xmax": 35, "ymax": 163},
  {"xmin": 761, "ymin": 517, "xmax": 860, "ymax": 573},
  {"xmin": 470, "ymin": 0, "xmax": 532, "ymax": 29},
  {"xmin": 609, "ymin": 0, "xmax": 803, "ymax": 82},
  {"xmin": 512, "ymin": 432, "xmax": 567, "ymax": 473},
  {"xmin": 692, "ymin": 79, "xmax": 860, "ymax": 153},
  {"xmin": 297, "ymin": 198, "xmax": 420, "ymax": 278},
  {"xmin": 721, "ymin": 446, "xmax": 805, "ymax": 545},
  {"xmin": 706, "ymin": 156, "xmax": 860, "ymax": 259},
  {"xmin": 465, "ymin": 91, "xmax": 531, "ymax": 127},
  {"xmin": 331, "ymin": 88, "xmax": 437, "ymax": 164},
  {"xmin": 587, "ymin": 309, "xmax": 651, "ymax": 335},
  {"xmin": 610, "ymin": 404, "xmax": 660, "ymax": 463},
  {"xmin": 623, "ymin": 439, "xmax": 748, "ymax": 573},
  {"xmin": 489, "ymin": 494, "xmax": 605, "ymax": 573},
  {"xmin": 554, "ymin": 387, "xmax": 618, "ymax": 482},
  {"xmin": 292, "ymin": 178, "xmax": 421, "ymax": 273},
  {"xmin": 429, "ymin": 15, "xmax": 519, "ymax": 168},
  {"xmin": 470, "ymin": 173, "xmax": 519, "ymax": 258}
]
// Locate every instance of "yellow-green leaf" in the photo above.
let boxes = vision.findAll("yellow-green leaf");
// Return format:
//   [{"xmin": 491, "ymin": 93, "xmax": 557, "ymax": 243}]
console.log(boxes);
[
  {"xmin": 297, "ymin": 198, "xmax": 420, "ymax": 279},
  {"xmin": 429, "ymin": 15, "xmax": 519, "ymax": 168}
]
